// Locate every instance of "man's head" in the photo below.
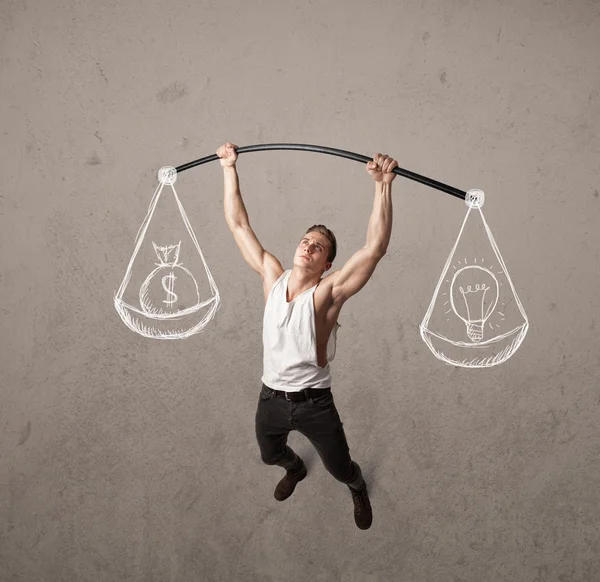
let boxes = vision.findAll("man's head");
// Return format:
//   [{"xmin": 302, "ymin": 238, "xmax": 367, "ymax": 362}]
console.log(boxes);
[{"xmin": 293, "ymin": 224, "xmax": 337, "ymax": 276}]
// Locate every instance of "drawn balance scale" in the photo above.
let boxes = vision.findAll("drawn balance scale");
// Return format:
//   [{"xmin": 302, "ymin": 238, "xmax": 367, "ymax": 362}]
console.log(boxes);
[
  {"xmin": 114, "ymin": 166, "xmax": 220, "ymax": 339},
  {"xmin": 114, "ymin": 144, "xmax": 528, "ymax": 367},
  {"xmin": 419, "ymin": 189, "xmax": 528, "ymax": 368}
]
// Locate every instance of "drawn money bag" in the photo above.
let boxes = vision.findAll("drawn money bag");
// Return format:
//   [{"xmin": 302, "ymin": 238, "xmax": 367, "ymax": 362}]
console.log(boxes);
[
  {"xmin": 114, "ymin": 167, "xmax": 220, "ymax": 339},
  {"xmin": 139, "ymin": 241, "xmax": 199, "ymax": 316},
  {"xmin": 420, "ymin": 190, "xmax": 528, "ymax": 368}
]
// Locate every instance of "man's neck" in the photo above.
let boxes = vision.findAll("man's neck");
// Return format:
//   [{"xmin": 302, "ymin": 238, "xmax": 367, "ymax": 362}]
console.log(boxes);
[{"xmin": 287, "ymin": 267, "xmax": 321, "ymax": 298}]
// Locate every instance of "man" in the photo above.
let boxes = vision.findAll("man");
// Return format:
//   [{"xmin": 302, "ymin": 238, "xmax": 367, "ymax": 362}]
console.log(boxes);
[{"xmin": 217, "ymin": 141, "xmax": 398, "ymax": 530}]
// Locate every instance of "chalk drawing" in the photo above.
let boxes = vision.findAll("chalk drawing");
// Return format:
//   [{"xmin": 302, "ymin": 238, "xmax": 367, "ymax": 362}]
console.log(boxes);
[
  {"xmin": 114, "ymin": 167, "xmax": 220, "ymax": 339},
  {"xmin": 420, "ymin": 190, "xmax": 528, "ymax": 367}
]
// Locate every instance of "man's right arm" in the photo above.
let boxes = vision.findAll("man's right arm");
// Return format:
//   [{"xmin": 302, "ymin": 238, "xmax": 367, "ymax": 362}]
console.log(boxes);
[{"xmin": 218, "ymin": 143, "xmax": 283, "ymax": 282}]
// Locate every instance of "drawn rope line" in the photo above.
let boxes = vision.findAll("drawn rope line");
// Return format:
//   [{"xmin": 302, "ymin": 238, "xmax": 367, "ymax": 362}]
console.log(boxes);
[{"xmin": 174, "ymin": 143, "xmax": 467, "ymax": 201}]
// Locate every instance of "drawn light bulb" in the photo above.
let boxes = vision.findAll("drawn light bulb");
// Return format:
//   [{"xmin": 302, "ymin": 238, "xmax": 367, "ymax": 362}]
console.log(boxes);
[{"xmin": 450, "ymin": 265, "xmax": 499, "ymax": 342}]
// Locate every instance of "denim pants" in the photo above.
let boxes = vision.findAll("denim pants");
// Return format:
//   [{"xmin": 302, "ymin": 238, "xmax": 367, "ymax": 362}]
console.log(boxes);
[{"xmin": 255, "ymin": 383, "xmax": 365, "ymax": 489}]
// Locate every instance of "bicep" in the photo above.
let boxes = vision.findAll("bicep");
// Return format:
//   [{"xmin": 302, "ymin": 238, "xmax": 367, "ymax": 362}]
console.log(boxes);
[
  {"xmin": 231, "ymin": 224, "xmax": 284, "ymax": 280},
  {"xmin": 331, "ymin": 246, "xmax": 384, "ymax": 304}
]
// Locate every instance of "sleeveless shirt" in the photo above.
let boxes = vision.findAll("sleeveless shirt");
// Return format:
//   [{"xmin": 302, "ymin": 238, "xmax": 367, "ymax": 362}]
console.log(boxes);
[{"xmin": 261, "ymin": 270, "xmax": 339, "ymax": 391}]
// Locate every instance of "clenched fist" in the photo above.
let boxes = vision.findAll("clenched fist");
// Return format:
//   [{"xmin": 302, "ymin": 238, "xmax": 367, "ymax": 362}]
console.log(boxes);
[
  {"xmin": 216, "ymin": 142, "xmax": 238, "ymax": 167},
  {"xmin": 366, "ymin": 153, "xmax": 398, "ymax": 184}
]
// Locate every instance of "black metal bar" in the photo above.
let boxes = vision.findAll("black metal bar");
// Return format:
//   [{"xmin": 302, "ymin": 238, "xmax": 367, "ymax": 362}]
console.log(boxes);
[{"xmin": 175, "ymin": 143, "xmax": 467, "ymax": 200}]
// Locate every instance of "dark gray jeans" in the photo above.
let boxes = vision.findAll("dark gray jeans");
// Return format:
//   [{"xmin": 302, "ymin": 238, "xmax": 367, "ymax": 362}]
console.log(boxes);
[{"xmin": 255, "ymin": 383, "xmax": 365, "ymax": 489}]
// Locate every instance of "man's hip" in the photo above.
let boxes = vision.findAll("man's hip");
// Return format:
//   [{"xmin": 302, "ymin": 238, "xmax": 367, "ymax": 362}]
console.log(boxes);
[{"xmin": 261, "ymin": 383, "xmax": 331, "ymax": 403}]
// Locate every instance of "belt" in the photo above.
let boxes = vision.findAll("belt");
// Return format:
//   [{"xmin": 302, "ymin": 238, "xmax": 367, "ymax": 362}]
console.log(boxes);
[{"xmin": 267, "ymin": 386, "xmax": 331, "ymax": 402}]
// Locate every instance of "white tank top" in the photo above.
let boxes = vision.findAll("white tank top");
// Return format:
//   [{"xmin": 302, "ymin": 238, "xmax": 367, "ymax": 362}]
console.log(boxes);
[{"xmin": 261, "ymin": 270, "xmax": 339, "ymax": 391}]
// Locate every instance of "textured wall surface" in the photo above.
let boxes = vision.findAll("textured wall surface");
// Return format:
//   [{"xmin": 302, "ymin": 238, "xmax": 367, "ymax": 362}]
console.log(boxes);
[{"xmin": 1, "ymin": 0, "xmax": 599, "ymax": 580}]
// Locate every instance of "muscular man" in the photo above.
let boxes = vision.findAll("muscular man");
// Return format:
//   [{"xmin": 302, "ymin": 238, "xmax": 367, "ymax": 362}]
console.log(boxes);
[{"xmin": 217, "ymin": 142, "xmax": 398, "ymax": 530}]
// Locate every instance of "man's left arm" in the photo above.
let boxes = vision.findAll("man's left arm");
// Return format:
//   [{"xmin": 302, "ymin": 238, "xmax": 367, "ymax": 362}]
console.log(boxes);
[{"xmin": 331, "ymin": 153, "xmax": 397, "ymax": 304}]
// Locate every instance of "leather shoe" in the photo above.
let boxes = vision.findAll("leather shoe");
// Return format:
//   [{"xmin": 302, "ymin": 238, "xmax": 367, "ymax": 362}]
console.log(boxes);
[
  {"xmin": 274, "ymin": 461, "xmax": 307, "ymax": 501},
  {"xmin": 350, "ymin": 484, "xmax": 372, "ymax": 529}
]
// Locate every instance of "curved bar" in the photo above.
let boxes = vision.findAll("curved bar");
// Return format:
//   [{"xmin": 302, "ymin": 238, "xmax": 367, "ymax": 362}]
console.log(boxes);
[{"xmin": 175, "ymin": 143, "xmax": 466, "ymax": 200}]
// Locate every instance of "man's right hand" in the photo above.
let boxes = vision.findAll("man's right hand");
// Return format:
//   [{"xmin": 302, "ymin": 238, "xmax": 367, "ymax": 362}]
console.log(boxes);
[{"xmin": 216, "ymin": 142, "xmax": 238, "ymax": 167}]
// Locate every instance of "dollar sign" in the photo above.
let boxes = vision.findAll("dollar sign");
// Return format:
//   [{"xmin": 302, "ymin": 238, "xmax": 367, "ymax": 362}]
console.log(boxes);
[{"xmin": 162, "ymin": 272, "xmax": 178, "ymax": 305}]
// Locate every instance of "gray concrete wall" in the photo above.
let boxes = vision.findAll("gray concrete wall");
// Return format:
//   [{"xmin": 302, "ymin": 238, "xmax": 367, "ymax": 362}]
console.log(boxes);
[{"xmin": 1, "ymin": 0, "xmax": 599, "ymax": 580}]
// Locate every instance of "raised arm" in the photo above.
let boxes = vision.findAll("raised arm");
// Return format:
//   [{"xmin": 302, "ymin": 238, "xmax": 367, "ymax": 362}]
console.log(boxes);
[
  {"xmin": 331, "ymin": 153, "xmax": 398, "ymax": 304},
  {"xmin": 218, "ymin": 142, "xmax": 283, "ymax": 282}
]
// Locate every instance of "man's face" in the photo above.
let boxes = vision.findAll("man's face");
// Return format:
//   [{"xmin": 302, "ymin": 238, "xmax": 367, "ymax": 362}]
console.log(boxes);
[{"xmin": 293, "ymin": 232, "xmax": 332, "ymax": 274}]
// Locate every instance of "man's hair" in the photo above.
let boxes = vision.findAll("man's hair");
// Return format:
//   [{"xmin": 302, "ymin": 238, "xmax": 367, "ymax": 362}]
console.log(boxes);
[{"xmin": 305, "ymin": 225, "xmax": 337, "ymax": 263}]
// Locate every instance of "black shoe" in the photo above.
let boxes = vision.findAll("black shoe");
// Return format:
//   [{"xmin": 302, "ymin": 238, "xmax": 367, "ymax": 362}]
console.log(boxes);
[
  {"xmin": 274, "ymin": 462, "xmax": 307, "ymax": 501},
  {"xmin": 350, "ymin": 484, "xmax": 372, "ymax": 530}
]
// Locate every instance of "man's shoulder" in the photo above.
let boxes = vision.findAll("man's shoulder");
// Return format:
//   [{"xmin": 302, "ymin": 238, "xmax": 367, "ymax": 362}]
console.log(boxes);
[{"xmin": 262, "ymin": 266, "xmax": 287, "ymax": 303}]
